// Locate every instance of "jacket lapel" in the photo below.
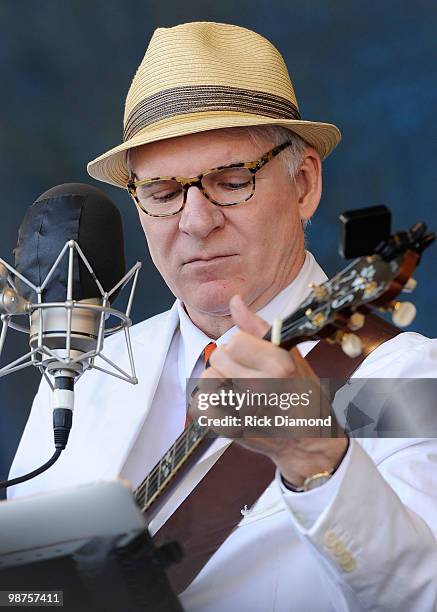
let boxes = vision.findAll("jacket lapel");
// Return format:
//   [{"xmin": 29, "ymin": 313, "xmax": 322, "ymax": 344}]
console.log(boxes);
[{"xmin": 71, "ymin": 301, "xmax": 181, "ymax": 482}]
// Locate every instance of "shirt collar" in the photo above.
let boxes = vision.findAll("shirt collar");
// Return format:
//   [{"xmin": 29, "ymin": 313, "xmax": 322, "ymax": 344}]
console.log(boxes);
[{"xmin": 176, "ymin": 250, "xmax": 327, "ymax": 384}]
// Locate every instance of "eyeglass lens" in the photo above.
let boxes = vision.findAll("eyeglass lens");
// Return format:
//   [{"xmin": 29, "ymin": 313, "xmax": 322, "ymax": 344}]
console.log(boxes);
[{"xmin": 136, "ymin": 166, "xmax": 254, "ymax": 215}]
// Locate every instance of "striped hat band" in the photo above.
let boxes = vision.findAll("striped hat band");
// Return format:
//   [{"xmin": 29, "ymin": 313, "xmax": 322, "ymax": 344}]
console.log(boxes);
[{"xmin": 123, "ymin": 85, "xmax": 301, "ymax": 141}]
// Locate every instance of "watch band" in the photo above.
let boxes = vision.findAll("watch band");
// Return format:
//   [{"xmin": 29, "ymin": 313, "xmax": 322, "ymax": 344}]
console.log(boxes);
[{"xmin": 281, "ymin": 435, "xmax": 350, "ymax": 493}]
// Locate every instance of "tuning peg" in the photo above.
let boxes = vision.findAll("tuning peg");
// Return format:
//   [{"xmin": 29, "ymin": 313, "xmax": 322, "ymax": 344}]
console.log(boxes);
[
  {"xmin": 402, "ymin": 278, "xmax": 417, "ymax": 293},
  {"xmin": 309, "ymin": 282, "xmax": 328, "ymax": 301},
  {"xmin": 409, "ymin": 222, "xmax": 427, "ymax": 240},
  {"xmin": 419, "ymin": 233, "xmax": 436, "ymax": 253},
  {"xmin": 348, "ymin": 312, "xmax": 365, "ymax": 331},
  {"xmin": 364, "ymin": 281, "xmax": 378, "ymax": 298},
  {"xmin": 391, "ymin": 301, "xmax": 416, "ymax": 327},
  {"xmin": 341, "ymin": 333, "xmax": 363, "ymax": 358}
]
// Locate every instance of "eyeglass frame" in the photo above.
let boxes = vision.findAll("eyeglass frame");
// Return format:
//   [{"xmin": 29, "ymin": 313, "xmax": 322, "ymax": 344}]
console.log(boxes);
[{"xmin": 126, "ymin": 140, "xmax": 294, "ymax": 218}]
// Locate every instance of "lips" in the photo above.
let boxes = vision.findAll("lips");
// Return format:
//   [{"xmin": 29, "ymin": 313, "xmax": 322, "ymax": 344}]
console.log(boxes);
[{"xmin": 184, "ymin": 254, "xmax": 237, "ymax": 264}]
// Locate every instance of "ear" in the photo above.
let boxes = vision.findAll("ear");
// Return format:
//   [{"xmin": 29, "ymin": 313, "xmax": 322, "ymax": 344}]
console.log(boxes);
[{"xmin": 294, "ymin": 148, "xmax": 322, "ymax": 221}]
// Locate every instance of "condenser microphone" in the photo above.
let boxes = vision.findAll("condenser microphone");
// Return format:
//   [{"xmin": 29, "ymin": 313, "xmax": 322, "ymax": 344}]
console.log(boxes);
[
  {"xmin": 0, "ymin": 183, "xmax": 141, "ymax": 489},
  {"xmin": 14, "ymin": 182, "xmax": 126, "ymax": 370}
]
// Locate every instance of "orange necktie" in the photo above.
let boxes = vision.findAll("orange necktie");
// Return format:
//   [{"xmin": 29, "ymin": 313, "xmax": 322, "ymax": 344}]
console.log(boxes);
[
  {"xmin": 185, "ymin": 342, "xmax": 217, "ymax": 427},
  {"xmin": 203, "ymin": 341, "xmax": 217, "ymax": 366}
]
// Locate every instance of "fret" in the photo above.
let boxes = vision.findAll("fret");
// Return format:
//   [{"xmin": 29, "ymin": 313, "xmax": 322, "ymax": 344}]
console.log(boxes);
[
  {"xmin": 174, "ymin": 430, "xmax": 187, "ymax": 466},
  {"xmin": 171, "ymin": 440, "xmax": 176, "ymax": 475},
  {"xmin": 157, "ymin": 456, "xmax": 163, "ymax": 489},
  {"xmin": 134, "ymin": 484, "xmax": 142, "ymax": 508},
  {"xmin": 146, "ymin": 471, "xmax": 159, "ymax": 503},
  {"xmin": 160, "ymin": 448, "xmax": 174, "ymax": 481},
  {"xmin": 144, "ymin": 473, "xmax": 149, "ymax": 506},
  {"xmin": 184, "ymin": 426, "xmax": 190, "ymax": 458}
]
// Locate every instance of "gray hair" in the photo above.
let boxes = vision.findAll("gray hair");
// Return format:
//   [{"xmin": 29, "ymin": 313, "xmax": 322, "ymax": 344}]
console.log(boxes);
[
  {"xmin": 243, "ymin": 124, "xmax": 308, "ymax": 180},
  {"xmin": 244, "ymin": 125, "xmax": 312, "ymax": 233}
]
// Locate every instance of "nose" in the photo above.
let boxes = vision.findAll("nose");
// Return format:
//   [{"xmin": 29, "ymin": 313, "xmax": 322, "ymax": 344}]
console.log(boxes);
[{"xmin": 178, "ymin": 186, "xmax": 225, "ymax": 238}]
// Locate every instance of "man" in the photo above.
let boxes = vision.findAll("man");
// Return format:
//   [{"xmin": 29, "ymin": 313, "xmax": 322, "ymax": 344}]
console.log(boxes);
[{"xmin": 9, "ymin": 22, "xmax": 437, "ymax": 611}]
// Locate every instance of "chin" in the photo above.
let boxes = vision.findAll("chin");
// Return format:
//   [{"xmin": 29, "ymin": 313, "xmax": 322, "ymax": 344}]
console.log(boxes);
[{"xmin": 181, "ymin": 279, "xmax": 247, "ymax": 315}]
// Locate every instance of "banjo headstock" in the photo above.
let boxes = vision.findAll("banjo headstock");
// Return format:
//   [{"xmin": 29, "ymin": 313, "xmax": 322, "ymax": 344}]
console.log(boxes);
[{"xmin": 267, "ymin": 214, "xmax": 435, "ymax": 358}]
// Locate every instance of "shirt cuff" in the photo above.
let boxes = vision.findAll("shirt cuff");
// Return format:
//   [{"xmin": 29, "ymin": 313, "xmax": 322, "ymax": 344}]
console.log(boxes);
[{"xmin": 276, "ymin": 438, "xmax": 354, "ymax": 530}]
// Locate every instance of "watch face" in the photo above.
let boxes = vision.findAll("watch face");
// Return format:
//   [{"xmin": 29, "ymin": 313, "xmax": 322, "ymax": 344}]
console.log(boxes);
[{"xmin": 304, "ymin": 474, "xmax": 331, "ymax": 491}]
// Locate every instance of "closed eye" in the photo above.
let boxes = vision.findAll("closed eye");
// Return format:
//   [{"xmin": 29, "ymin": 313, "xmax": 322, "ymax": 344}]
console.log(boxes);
[
  {"xmin": 219, "ymin": 181, "xmax": 251, "ymax": 190},
  {"xmin": 152, "ymin": 190, "xmax": 180, "ymax": 202}
]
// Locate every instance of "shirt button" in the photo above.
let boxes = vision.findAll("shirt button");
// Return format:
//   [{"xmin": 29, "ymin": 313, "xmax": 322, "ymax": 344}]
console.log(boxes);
[
  {"xmin": 341, "ymin": 557, "xmax": 357, "ymax": 572},
  {"xmin": 333, "ymin": 541, "xmax": 347, "ymax": 556},
  {"xmin": 339, "ymin": 551, "xmax": 353, "ymax": 564},
  {"xmin": 323, "ymin": 530, "xmax": 338, "ymax": 548}
]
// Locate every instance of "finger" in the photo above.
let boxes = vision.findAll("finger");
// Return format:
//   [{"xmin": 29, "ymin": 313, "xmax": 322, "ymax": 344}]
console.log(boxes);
[
  {"xmin": 209, "ymin": 342, "xmax": 271, "ymax": 378},
  {"xmin": 229, "ymin": 294, "xmax": 270, "ymax": 338},
  {"xmin": 222, "ymin": 332, "xmax": 296, "ymax": 377}
]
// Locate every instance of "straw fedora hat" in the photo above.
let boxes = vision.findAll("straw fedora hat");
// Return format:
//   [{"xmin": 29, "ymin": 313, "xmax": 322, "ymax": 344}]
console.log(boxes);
[{"xmin": 87, "ymin": 21, "xmax": 341, "ymax": 188}]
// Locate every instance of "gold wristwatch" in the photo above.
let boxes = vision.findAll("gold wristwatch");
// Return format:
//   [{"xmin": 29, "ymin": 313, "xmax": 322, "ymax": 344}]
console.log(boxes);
[{"xmin": 282, "ymin": 469, "xmax": 333, "ymax": 493}]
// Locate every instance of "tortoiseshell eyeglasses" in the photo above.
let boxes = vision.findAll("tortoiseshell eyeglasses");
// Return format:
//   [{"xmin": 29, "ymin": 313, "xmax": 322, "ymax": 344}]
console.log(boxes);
[{"xmin": 126, "ymin": 140, "xmax": 293, "ymax": 218}]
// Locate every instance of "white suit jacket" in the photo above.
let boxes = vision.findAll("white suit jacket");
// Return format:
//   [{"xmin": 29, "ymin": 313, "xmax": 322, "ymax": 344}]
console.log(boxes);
[{"xmin": 8, "ymin": 301, "xmax": 437, "ymax": 612}]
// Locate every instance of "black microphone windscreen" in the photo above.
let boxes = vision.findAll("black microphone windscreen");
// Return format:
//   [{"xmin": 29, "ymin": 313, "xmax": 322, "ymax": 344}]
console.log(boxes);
[{"xmin": 14, "ymin": 183, "xmax": 126, "ymax": 303}]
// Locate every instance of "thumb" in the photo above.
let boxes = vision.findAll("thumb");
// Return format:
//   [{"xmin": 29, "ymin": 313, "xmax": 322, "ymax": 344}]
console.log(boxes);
[{"xmin": 229, "ymin": 295, "xmax": 270, "ymax": 338}]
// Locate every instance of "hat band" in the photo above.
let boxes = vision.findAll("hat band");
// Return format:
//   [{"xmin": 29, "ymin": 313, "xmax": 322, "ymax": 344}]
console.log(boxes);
[{"xmin": 123, "ymin": 85, "xmax": 301, "ymax": 141}]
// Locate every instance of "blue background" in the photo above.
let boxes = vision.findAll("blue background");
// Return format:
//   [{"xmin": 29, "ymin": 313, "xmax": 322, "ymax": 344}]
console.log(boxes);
[{"xmin": 1, "ymin": 0, "xmax": 436, "ymax": 494}]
